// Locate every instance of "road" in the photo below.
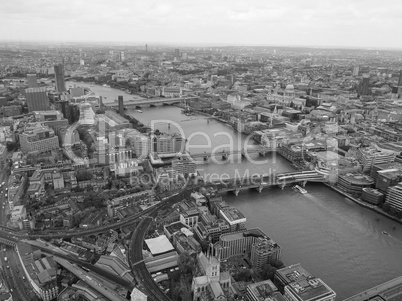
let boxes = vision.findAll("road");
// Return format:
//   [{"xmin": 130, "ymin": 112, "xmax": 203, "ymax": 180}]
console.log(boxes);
[
  {"xmin": 0, "ymin": 167, "xmax": 10, "ymax": 227},
  {"xmin": 0, "ymin": 185, "xmax": 197, "ymax": 300},
  {"xmin": 29, "ymin": 243, "xmax": 135, "ymax": 290},
  {"xmin": 128, "ymin": 217, "xmax": 171, "ymax": 301},
  {"xmin": 1, "ymin": 244, "xmax": 35, "ymax": 301}
]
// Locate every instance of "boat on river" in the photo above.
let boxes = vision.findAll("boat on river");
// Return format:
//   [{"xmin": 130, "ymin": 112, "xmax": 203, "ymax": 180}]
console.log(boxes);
[{"xmin": 293, "ymin": 185, "xmax": 307, "ymax": 194}]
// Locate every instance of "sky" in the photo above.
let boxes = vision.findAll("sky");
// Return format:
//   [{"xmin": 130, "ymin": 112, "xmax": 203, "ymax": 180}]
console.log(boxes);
[{"xmin": 1, "ymin": 0, "xmax": 402, "ymax": 48}]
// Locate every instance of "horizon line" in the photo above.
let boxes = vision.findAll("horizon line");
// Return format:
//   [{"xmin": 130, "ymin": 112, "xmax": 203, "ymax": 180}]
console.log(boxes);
[{"xmin": 1, "ymin": 39, "xmax": 402, "ymax": 51}]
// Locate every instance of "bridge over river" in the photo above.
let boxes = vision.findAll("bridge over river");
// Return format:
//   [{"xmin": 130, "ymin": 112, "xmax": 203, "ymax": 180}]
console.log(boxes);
[
  {"xmin": 104, "ymin": 96, "xmax": 198, "ymax": 109},
  {"xmin": 190, "ymin": 145, "xmax": 276, "ymax": 161},
  {"xmin": 208, "ymin": 170, "xmax": 328, "ymax": 196}
]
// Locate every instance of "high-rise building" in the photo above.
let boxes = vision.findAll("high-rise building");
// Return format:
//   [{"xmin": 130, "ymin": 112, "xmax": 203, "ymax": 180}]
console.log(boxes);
[
  {"xmin": 385, "ymin": 182, "xmax": 402, "ymax": 213},
  {"xmin": 251, "ymin": 237, "xmax": 282, "ymax": 272},
  {"xmin": 19, "ymin": 124, "xmax": 59, "ymax": 153},
  {"xmin": 120, "ymin": 51, "xmax": 125, "ymax": 62},
  {"xmin": 54, "ymin": 100, "xmax": 68, "ymax": 120},
  {"xmin": 33, "ymin": 110, "xmax": 68, "ymax": 135},
  {"xmin": 27, "ymin": 74, "xmax": 38, "ymax": 88},
  {"xmin": 54, "ymin": 64, "xmax": 66, "ymax": 92},
  {"xmin": 68, "ymin": 104, "xmax": 80, "ymax": 124},
  {"xmin": 118, "ymin": 95, "xmax": 124, "ymax": 116},
  {"xmin": 25, "ymin": 87, "xmax": 49, "ymax": 112},
  {"xmin": 352, "ymin": 66, "xmax": 360, "ymax": 76},
  {"xmin": 175, "ymin": 48, "xmax": 180, "ymax": 59},
  {"xmin": 358, "ymin": 76, "xmax": 370, "ymax": 96},
  {"xmin": 398, "ymin": 70, "xmax": 402, "ymax": 98},
  {"xmin": 213, "ymin": 228, "xmax": 274, "ymax": 261},
  {"xmin": 398, "ymin": 70, "xmax": 402, "ymax": 87},
  {"xmin": 151, "ymin": 133, "xmax": 184, "ymax": 154}
]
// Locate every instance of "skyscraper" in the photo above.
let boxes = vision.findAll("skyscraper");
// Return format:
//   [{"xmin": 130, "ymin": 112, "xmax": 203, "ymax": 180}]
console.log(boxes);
[
  {"xmin": 174, "ymin": 48, "xmax": 180, "ymax": 59},
  {"xmin": 397, "ymin": 70, "xmax": 402, "ymax": 98},
  {"xmin": 120, "ymin": 51, "xmax": 125, "ymax": 62},
  {"xmin": 118, "ymin": 95, "xmax": 124, "ymax": 116},
  {"xmin": 54, "ymin": 64, "xmax": 66, "ymax": 93},
  {"xmin": 358, "ymin": 76, "xmax": 370, "ymax": 96},
  {"xmin": 26, "ymin": 74, "xmax": 38, "ymax": 88},
  {"xmin": 25, "ymin": 87, "xmax": 49, "ymax": 112}
]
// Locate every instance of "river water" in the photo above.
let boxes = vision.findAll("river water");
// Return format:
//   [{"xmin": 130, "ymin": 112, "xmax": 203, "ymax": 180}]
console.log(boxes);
[{"xmin": 71, "ymin": 82, "xmax": 402, "ymax": 300}]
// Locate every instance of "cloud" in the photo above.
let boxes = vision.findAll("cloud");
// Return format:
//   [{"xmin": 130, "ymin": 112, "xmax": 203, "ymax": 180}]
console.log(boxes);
[{"xmin": 0, "ymin": 0, "xmax": 401, "ymax": 48}]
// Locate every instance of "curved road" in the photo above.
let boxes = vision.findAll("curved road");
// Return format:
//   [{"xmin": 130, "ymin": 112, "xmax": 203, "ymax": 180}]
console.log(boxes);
[{"xmin": 128, "ymin": 217, "xmax": 171, "ymax": 301}]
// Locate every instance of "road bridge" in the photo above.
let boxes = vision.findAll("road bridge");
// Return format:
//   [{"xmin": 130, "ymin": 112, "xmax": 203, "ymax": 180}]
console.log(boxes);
[
  {"xmin": 214, "ymin": 170, "xmax": 327, "ymax": 196},
  {"xmin": 190, "ymin": 146, "xmax": 276, "ymax": 161},
  {"xmin": 104, "ymin": 96, "xmax": 198, "ymax": 109}
]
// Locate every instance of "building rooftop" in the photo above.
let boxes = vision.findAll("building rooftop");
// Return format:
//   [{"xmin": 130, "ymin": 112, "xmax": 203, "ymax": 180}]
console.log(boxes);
[
  {"xmin": 275, "ymin": 263, "xmax": 313, "ymax": 285},
  {"xmin": 219, "ymin": 207, "xmax": 246, "ymax": 225},
  {"xmin": 360, "ymin": 146, "xmax": 395, "ymax": 157},
  {"xmin": 287, "ymin": 278, "xmax": 336, "ymax": 301},
  {"xmin": 247, "ymin": 280, "xmax": 278, "ymax": 299},
  {"xmin": 220, "ymin": 228, "xmax": 265, "ymax": 242},
  {"xmin": 340, "ymin": 173, "xmax": 374, "ymax": 185},
  {"xmin": 145, "ymin": 235, "xmax": 174, "ymax": 255}
]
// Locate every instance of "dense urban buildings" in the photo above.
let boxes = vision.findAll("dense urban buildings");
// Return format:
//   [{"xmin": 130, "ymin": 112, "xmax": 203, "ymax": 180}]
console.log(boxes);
[
  {"xmin": 1, "ymin": 41, "xmax": 402, "ymax": 301},
  {"xmin": 25, "ymin": 87, "xmax": 49, "ymax": 112}
]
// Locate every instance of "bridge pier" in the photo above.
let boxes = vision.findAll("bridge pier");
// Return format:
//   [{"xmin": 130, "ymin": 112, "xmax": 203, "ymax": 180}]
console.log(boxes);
[
  {"xmin": 301, "ymin": 180, "xmax": 307, "ymax": 187},
  {"xmin": 233, "ymin": 189, "xmax": 240, "ymax": 196},
  {"xmin": 256, "ymin": 186, "xmax": 263, "ymax": 193}
]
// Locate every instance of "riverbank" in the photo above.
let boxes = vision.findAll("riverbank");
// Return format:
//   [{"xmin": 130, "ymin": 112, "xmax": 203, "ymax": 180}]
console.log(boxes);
[{"xmin": 325, "ymin": 183, "xmax": 402, "ymax": 225}]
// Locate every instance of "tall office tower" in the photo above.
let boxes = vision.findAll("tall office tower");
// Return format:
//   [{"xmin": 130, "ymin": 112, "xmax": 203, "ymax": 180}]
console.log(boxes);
[
  {"xmin": 358, "ymin": 76, "xmax": 370, "ymax": 96},
  {"xmin": 251, "ymin": 237, "xmax": 281, "ymax": 272},
  {"xmin": 55, "ymin": 100, "xmax": 68, "ymax": 120},
  {"xmin": 397, "ymin": 70, "xmax": 402, "ymax": 98},
  {"xmin": 145, "ymin": 44, "xmax": 148, "ymax": 52},
  {"xmin": 54, "ymin": 64, "xmax": 66, "ymax": 92},
  {"xmin": 118, "ymin": 95, "xmax": 124, "ymax": 116},
  {"xmin": 175, "ymin": 48, "xmax": 180, "ymax": 59},
  {"xmin": 26, "ymin": 74, "xmax": 38, "ymax": 88},
  {"xmin": 120, "ymin": 51, "xmax": 125, "ymax": 62},
  {"xmin": 25, "ymin": 87, "xmax": 49, "ymax": 112},
  {"xmin": 353, "ymin": 66, "xmax": 360, "ymax": 76}
]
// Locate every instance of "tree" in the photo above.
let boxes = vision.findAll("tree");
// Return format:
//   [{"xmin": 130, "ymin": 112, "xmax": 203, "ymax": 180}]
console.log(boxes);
[
  {"xmin": 260, "ymin": 264, "xmax": 277, "ymax": 280},
  {"xmin": 6, "ymin": 141, "xmax": 18, "ymax": 152},
  {"xmin": 382, "ymin": 203, "xmax": 391, "ymax": 213},
  {"xmin": 270, "ymin": 259, "xmax": 284, "ymax": 269},
  {"xmin": 234, "ymin": 269, "xmax": 252, "ymax": 282},
  {"xmin": 177, "ymin": 252, "xmax": 195, "ymax": 275},
  {"xmin": 76, "ymin": 170, "xmax": 93, "ymax": 181}
]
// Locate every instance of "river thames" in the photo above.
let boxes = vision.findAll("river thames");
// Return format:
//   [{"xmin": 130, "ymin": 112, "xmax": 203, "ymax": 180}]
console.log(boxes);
[{"xmin": 71, "ymin": 82, "xmax": 402, "ymax": 300}]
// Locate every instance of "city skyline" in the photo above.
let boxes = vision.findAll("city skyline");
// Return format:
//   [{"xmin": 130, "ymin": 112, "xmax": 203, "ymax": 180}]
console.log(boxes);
[{"xmin": 2, "ymin": 0, "xmax": 402, "ymax": 49}]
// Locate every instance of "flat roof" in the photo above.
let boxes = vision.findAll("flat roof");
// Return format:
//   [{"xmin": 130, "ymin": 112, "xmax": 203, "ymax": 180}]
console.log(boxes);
[
  {"xmin": 145, "ymin": 235, "xmax": 174, "ymax": 255},
  {"xmin": 287, "ymin": 278, "xmax": 335, "ymax": 301},
  {"xmin": 220, "ymin": 207, "xmax": 246, "ymax": 225}
]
